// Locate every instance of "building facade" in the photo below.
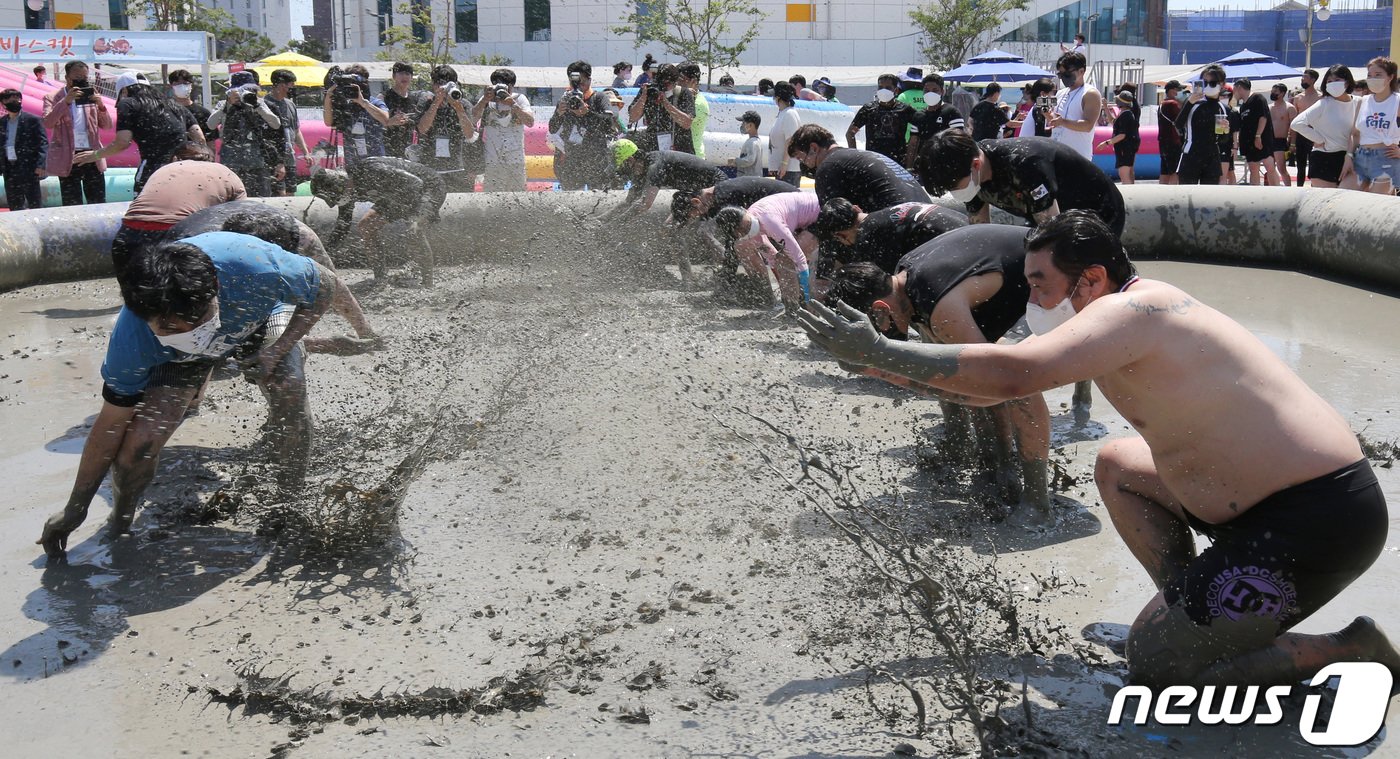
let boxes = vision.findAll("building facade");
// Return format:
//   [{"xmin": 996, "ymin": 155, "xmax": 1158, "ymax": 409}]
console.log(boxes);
[
  {"xmin": 204, "ymin": 0, "xmax": 313, "ymax": 50},
  {"xmin": 1168, "ymin": 5, "xmax": 1391, "ymax": 69},
  {"xmin": 326, "ymin": 0, "xmax": 1169, "ymax": 68},
  {"xmin": 1, "ymin": 0, "xmax": 137, "ymax": 31}
]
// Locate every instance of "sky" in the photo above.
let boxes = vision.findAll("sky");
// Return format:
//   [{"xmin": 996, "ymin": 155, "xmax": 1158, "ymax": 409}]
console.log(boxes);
[{"xmin": 1168, "ymin": 0, "xmax": 1383, "ymax": 9}]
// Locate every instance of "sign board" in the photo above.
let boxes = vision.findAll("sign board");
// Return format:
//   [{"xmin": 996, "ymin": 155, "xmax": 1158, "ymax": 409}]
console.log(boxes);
[
  {"xmin": 228, "ymin": 62, "xmax": 245, "ymax": 73},
  {"xmin": 0, "ymin": 29, "xmax": 212, "ymax": 64}
]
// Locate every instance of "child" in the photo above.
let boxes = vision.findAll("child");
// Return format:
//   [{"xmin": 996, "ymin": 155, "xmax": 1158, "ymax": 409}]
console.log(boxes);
[{"xmin": 732, "ymin": 110, "xmax": 764, "ymax": 177}]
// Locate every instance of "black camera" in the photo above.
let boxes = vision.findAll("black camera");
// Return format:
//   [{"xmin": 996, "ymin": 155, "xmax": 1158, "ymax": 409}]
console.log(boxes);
[
  {"xmin": 442, "ymin": 82, "xmax": 462, "ymax": 101},
  {"xmin": 71, "ymin": 78, "xmax": 96, "ymax": 104},
  {"xmin": 568, "ymin": 71, "xmax": 582, "ymax": 85},
  {"xmin": 646, "ymin": 84, "xmax": 661, "ymax": 99},
  {"xmin": 1036, "ymin": 95, "xmax": 1054, "ymax": 110},
  {"xmin": 492, "ymin": 83, "xmax": 511, "ymax": 101},
  {"xmin": 324, "ymin": 66, "xmax": 366, "ymax": 131},
  {"xmin": 240, "ymin": 87, "xmax": 259, "ymax": 107},
  {"xmin": 560, "ymin": 90, "xmax": 585, "ymax": 111}
]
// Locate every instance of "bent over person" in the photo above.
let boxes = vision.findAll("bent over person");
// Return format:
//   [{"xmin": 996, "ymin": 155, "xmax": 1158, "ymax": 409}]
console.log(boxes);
[
  {"xmin": 312, "ymin": 156, "xmax": 447, "ymax": 288},
  {"xmin": 799, "ymin": 210, "xmax": 1398, "ymax": 689},
  {"xmin": 38, "ymin": 233, "xmax": 339, "ymax": 558}
]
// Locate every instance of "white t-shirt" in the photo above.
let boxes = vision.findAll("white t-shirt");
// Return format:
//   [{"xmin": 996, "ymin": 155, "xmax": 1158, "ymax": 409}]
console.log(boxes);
[
  {"xmin": 480, "ymin": 92, "xmax": 532, "ymax": 166},
  {"xmin": 1355, "ymin": 93, "xmax": 1400, "ymax": 146},
  {"xmin": 1291, "ymin": 96, "xmax": 1361, "ymax": 153},
  {"xmin": 1052, "ymin": 85, "xmax": 1095, "ymax": 159},
  {"xmin": 768, "ymin": 106, "xmax": 802, "ymax": 174},
  {"xmin": 71, "ymin": 101, "xmax": 90, "ymax": 150}
]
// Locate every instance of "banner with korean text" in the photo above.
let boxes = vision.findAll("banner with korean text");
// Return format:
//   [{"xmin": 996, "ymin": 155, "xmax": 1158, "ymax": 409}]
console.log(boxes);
[{"xmin": 0, "ymin": 29, "xmax": 212, "ymax": 64}]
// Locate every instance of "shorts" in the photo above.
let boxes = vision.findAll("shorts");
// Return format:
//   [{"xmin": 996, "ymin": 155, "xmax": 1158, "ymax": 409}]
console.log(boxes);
[
  {"xmin": 1159, "ymin": 143, "xmax": 1182, "ymax": 176},
  {"xmin": 1217, "ymin": 142, "xmax": 1234, "ymax": 165},
  {"xmin": 1164, "ymin": 459, "xmax": 1387, "ymax": 633},
  {"xmin": 1353, "ymin": 146, "xmax": 1397, "ymax": 184},
  {"xmin": 1177, "ymin": 153, "xmax": 1222, "ymax": 185},
  {"xmin": 1308, "ymin": 150, "xmax": 1347, "ymax": 184},
  {"xmin": 1113, "ymin": 144, "xmax": 1138, "ymax": 169},
  {"xmin": 1241, "ymin": 137, "xmax": 1273, "ymax": 164}
]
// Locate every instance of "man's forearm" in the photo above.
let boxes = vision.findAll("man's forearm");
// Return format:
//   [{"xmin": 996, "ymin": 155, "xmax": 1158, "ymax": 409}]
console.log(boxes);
[
  {"xmin": 267, "ymin": 265, "xmax": 337, "ymax": 359},
  {"xmin": 860, "ymin": 365, "xmax": 1006, "ymax": 406},
  {"xmin": 62, "ymin": 404, "xmax": 134, "ymax": 522},
  {"xmin": 866, "ymin": 338, "xmax": 1017, "ymax": 401}
]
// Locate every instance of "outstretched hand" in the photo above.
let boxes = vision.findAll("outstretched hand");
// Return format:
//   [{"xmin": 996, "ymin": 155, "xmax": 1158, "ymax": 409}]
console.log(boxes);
[{"xmin": 796, "ymin": 300, "xmax": 884, "ymax": 367}]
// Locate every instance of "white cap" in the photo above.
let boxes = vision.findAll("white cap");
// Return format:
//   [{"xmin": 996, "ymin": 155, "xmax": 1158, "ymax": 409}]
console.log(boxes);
[{"xmin": 113, "ymin": 71, "xmax": 148, "ymax": 94}]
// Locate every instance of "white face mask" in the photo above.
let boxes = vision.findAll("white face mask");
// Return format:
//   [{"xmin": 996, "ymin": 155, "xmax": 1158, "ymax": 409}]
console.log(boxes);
[
  {"xmin": 171, "ymin": 83, "xmax": 192, "ymax": 98},
  {"xmin": 1325, "ymin": 80, "xmax": 1347, "ymax": 97},
  {"xmin": 671, "ymin": 84, "xmax": 682, "ymax": 97},
  {"xmin": 1366, "ymin": 77, "xmax": 1388, "ymax": 94},
  {"xmin": 1203, "ymin": 84, "xmax": 1222, "ymax": 98},
  {"xmin": 949, "ymin": 171, "xmax": 980, "ymax": 203},
  {"xmin": 155, "ymin": 299, "xmax": 221, "ymax": 354},
  {"xmin": 1024, "ymin": 287, "xmax": 1077, "ymax": 335},
  {"xmin": 923, "ymin": 91, "xmax": 942, "ymax": 107},
  {"xmin": 876, "ymin": 88, "xmax": 895, "ymax": 104}
]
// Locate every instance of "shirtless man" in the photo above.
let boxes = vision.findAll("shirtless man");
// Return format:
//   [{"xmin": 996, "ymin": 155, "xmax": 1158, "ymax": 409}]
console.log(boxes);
[
  {"xmin": 1290, "ymin": 70, "xmax": 1323, "ymax": 187},
  {"xmin": 799, "ymin": 210, "xmax": 1397, "ymax": 688},
  {"xmin": 1268, "ymin": 83, "xmax": 1297, "ymax": 186}
]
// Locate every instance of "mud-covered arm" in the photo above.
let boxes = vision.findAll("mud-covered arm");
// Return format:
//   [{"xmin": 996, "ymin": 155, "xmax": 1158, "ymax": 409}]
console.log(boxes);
[
  {"xmin": 38, "ymin": 401, "xmax": 137, "ymax": 557},
  {"xmin": 324, "ymin": 202, "xmax": 357, "ymax": 251}
]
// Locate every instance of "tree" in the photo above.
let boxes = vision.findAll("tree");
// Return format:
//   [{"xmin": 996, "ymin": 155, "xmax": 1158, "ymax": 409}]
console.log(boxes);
[
  {"xmin": 375, "ymin": 2, "xmax": 511, "ymax": 88},
  {"xmin": 74, "ymin": 22, "xmax": 106, "ymax": 30},
  {"xmin": 611, "ymin": 0, "xmax": 765, "ymax": 85},
  {"xmin": 908, "ymin": 0, "xmax": 1029, "ymax": 72},
  {"xmin": 288, "ymin": 37, "xmax": 331, "ymax": 62},
  {"xmin": 121, "ymin": 1, "xmax": 275, "ymax": 61},
  {"xmin": 121, "ymin": 0, "xmax": 200, "ymax": 31}
]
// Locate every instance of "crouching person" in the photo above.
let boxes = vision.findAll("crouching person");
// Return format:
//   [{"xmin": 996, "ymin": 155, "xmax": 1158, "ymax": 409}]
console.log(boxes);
[
  {"xmin": 312, "ymin": 157, "xmax": 446, "ymax": 288},
  {"xmin": 37, "ymin": 232, "xmax": 337, "ymax": 559}
]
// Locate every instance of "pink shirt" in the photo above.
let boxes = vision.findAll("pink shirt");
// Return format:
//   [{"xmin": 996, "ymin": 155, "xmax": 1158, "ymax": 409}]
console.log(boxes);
[{"xmin": 740, "ymin": 191, "xmax": 820, "ymax": 270}]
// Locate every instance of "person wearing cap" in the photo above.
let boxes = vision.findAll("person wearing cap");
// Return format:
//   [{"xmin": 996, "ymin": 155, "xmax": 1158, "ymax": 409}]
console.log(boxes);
[
  {"xmin": 847, "ymin": 74, "xmax": 917, "ymax": 165},
  {"xmin": 896, "ymin": 68, "xmax": 927, "ymax": 113},
  {"xmin": 75, "ymin": 70, "xmax": 205, "ymax": 193},
  {"xmin": 610, "ymin": 141, "xmax": 726, "ymax": 217},
  {"xmin": 311, "ymin": 156, "xmax": 446, "ymax": 288},
  {"xmin": 732, "ymin": 110, "xmax": 764, "ymax": 177},
  {"xmin": 903, "ymin": 74, "xmax": 965, "ymax": 171},
  {"xmin": 44, "ymin": 60, "xmax": 112, "ymax": 206},
  {"xmin": 206, "ymin": 70, "xmax": 282, "ymax": 197}
]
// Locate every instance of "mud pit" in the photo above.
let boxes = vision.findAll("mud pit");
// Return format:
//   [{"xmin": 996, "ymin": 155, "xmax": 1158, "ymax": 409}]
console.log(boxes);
[{"xmin": 0, "ymin": 222, "xmax": 1397, "ymax": 757}]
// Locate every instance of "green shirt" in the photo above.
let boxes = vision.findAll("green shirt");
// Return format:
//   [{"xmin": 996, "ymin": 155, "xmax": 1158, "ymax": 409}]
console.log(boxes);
[
  {"xmin": 691, "ymin": 92, "xmax": 709, "ymax": 159},
  {"xmin": 898, "ymin": 89, "xmax": 926, "ymax": 141}
]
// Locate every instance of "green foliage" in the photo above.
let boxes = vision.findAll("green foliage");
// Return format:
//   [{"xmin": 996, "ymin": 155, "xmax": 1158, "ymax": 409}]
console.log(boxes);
[
  {"xmin": 610, "ymin": 0, "xmax": 765, "ymax": 84},
  {"xmin": 908, "ymin": 0, "xmax": 1029, "ymax": 72},
  {"xmin": 121, "ymin": 0, "xmax": 199, "ymax": 31},
  {"xmin": 121, "ymin": 1, "xmax": 274, "ymax": 61},
  {"xmin": 375, "ymin": 3, "xmax": 511, "ymax": 88},
  {"xmin": 74, "ymin": 22, "xmax": 107, "ymax": 31},
  {"xmin": 288, "ymin": 37, "xmax": 331, "ymax": 63}
]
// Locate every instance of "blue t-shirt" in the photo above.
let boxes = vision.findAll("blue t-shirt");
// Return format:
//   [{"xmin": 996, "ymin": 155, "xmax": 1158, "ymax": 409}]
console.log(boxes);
[
  {"xmin": 101, "ymin": 231, "xmax": 321, "ymax": 401},
  {"xmin": 342, "ymin": 96, "xmax": 388, "ymax": 166}
]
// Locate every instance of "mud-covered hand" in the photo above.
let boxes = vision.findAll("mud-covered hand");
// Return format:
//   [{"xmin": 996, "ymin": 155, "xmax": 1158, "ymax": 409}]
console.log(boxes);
[
  {"xmin": 37, "ymin": 506, "xmax": 86, "ymax": 559},
  {"xmin": 240, "ymin": 346, "xmax": 282, "ymax": 383},
  {"xmin": 797, "ymin": 300, "xmax": 884, "ymax": 367}
]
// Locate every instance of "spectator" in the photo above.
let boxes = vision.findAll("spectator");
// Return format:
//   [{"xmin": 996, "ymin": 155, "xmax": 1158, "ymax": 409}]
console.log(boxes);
[
  {"xmin": 263, "ymin": 69, "xmax": 307, "ymax": 196},
  {"xmin": 755, "ymin": 78, "xmax": 775, "ymax": 97},
  {"xmin": 1157, "ymin": 80, "xmax": 1184, "ymax": 184},
  {"xmin": 1062, "ymin": 33, "xmax": 1087, "ymax": 56},
  {"xmin": 1174, "ymin": 64, "xmax": 1231, "ymax": 186},
  {"xmin": 896, "ymin": 68, "xmax": 926, "ymax": 113},
  {"xmin": 633, "ymin": 54, "xmax": 657, "ymax": 88},
  {"xmin": 813, "ymin": 77, "xmax": 838, "ymax": 102},
  {"xmin": 0, "ymin": 88, "xmax": 47, "ymax": 210},
  {"xmin": 1233, "ymin": 78, "xmax": 1279, "ymax": 186},
  {"xmin": 207, "ymin": 71, "xmax": 282, "ymax": 197},
  {"xmin": 732, "ymin": 110, "xmax": 764, "ymax": 177},
  {"xmin": 1016, "ymin": 78, "xmax": 1057, "ymax": 140},
  {"xmin": 1269, "ymin": 83, "xmax": 1297, "ymax": 186},
  {"xmin": 1219, "ymin": 84, "xmax": 1240, "ymax": 184},
  {"xmin": 1099, "ymin": 86, "xmax": 1140, "ymax": 184},
  {"xmin": 548, "ymin": 60, "xmax": 619, "ymax": 190},
  {"xmin": 713, "ymin": 74, "xmax": 738, "ymax": 95},
  {"xmin": 382, "ymin": 61, "xmax": 427, "ymax": 160},
  {"xmin": 167, "ymin": 69, "xmax": 216, "ymax": 144},
  {"xmin": 627, "ymin": 62, "xmax": 695, "ymax": 154},
  {"xmin": 1048, "ymin": 51, "xmax": 1099, "ymax": 160},
  {"xmin": 679, "ymin": 61, "xmax": 709, "ymax": 159},
  {"xmin": 904, "ymin": 73, "xmax": 965, "ymax": 170},
  {"xmin": 612, "ymin": 61, "xmax": 633, "ymax": 89},
  {"xmin": 1351, "ymin": 56, "xmax": 1400, "ymax": 195},
  {"xmin": 949, "ymin": 84, "xmax": 977, "ymax": 120},
  {"xmin": 473, "ymin": 67, "xmax": 535, "ymax": 192},
  {"xmin": 847, "ymin": 73, "xmax": 917, "ymax": 165},
  {"xmin": 75, "ymin": 72, "xmax": 205, "ymax": 194},
  {"xmin": 322, "ymin": 63, "xmax": 388, "ymax": 167},
  {"xmin": 789, "ymin": 74, "xmax": 822, "ymax": 101},
  {"xmin": 43, "ymin": 60, "xmax": 112, "ymax": 206},
  {"xmin": 1290, "ymin": 68, "xmax": 1323, "ymax": 186},
  {"xmin": 970, "ymin": 83, "xmax": 1010, "ymax": 140},
  {"xmin": 768, "ymin": 82, "xmax": 803, "ymax": 185},
  {"xmin": 32, "ymin": 65, "xmax": 47, "ymax": 84},
  {"xmin": 414, "ymin": 64, "xmax": 478, "ymax": 193}
]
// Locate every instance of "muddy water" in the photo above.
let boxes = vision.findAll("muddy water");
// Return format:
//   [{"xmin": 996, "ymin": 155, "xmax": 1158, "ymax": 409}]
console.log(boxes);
[{"xmin": 0, "ymin": 259, "xmax": 1395, "ymax": 758}]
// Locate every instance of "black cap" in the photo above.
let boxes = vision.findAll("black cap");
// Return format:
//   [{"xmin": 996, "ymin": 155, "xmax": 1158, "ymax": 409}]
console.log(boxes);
[{"xmin": 737, "ymin": 110, "xmax": 761, "ymax": 125}]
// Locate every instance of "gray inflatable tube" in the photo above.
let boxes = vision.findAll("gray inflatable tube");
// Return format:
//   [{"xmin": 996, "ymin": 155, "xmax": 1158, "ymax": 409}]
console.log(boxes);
[{"xmin": 1, "ymin": 186, "xmax": 1398, "ymax": 294}]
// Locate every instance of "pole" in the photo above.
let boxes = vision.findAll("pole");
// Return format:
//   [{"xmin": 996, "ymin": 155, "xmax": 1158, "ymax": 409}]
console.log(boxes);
[{"xmin": 1305, "ymin": 0, "xmax": 1314, "ymax": 71}]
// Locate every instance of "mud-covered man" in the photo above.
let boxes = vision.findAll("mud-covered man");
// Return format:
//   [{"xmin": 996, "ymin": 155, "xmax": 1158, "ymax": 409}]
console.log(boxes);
[
  {"xmin": 786, "ymin": 124, "xmax": 929, "ymax": 212},
  {"xmin": 809, "ymin": 198, "xmax": 967, "ymax": 274},
  {"xmin": 800, "ymin": 210, "xmax": 1399, "ymax": 689},
  {"xmin": 38, "ymin": 232, "xmax": 340, "ymax": 559},
  {"xmin": 312, "ymin": 156, "xmax": 446, "ymax": 287}
]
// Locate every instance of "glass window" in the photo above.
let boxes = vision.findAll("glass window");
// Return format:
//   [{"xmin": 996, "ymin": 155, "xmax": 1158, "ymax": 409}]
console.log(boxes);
[
  {"xmin": 455, "ymin": 0, "xmax": 479, "ymax": 43},
  {"xmin": 377, "ymin": 0, "xmax": 393, "ymax": 44},
  {"xmin": 411, "ymin": 0, "xmax": 430, "ymax": 43},
  {"xmin": 525, "ymin": 0, "xmax": 551, "ymax": 41},
  {"xmin": 109, "ymin": 0, "xmax": 130, "ymax": 30},
  {"xmin": 997, "ymin": 0, "xmax": 1164, "ymax": 49},
  {"xmin": 636, "ymin": 1, "xmax": 659, "ymax": 41}
]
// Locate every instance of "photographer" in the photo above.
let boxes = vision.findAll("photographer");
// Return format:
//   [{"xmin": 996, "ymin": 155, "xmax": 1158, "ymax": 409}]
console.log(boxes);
[
  {"xmin": 415, "ymin": 64, "xmax": 477, "ymax": 193},
  {"xmin": 383, "ymin": 61, "xmax": 428, "ymax": 160},
  {"xmin": 627, "ymin": 63, "xmax": 696, "ymax": 154},
  {"xmin": 472, "ymin": 68, "xmax": 534, "ymax": 192},
  {"xmin": 207, "ymin": 71, "xmax": 282, "ymax": 197},
  {"xmin": 264, "ymin": 69, "xmax": 308, "ymax": 196},
  {"xmin": 75, "ymin": 72, "xmax": 205, "ymax": 194},
  {"xmin": 548, "ymin": 60, "xmax": 620, "ymax": 190},
  {"xmin": 43, "ymin": 60, "xmax": 112, "ymax": 206},
  {"xmin": 321, "ymin": 64, "xmax": 389, "ymax": 166}
]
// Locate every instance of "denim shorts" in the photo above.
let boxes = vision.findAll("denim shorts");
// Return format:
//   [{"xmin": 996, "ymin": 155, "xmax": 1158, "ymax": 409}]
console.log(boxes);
[{"xmin": 1353, "ymin": 146, "xmax": 1397, "ymax": 184}]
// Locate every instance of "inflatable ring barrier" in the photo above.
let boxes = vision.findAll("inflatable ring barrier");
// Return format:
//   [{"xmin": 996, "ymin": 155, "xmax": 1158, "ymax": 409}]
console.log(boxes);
[{"xmin": 1, "ymin": 187, "xmax": 1398, "ymax": 294}]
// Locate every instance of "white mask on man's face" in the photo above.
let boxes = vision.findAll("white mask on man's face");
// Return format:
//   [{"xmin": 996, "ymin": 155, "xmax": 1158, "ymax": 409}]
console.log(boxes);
[
  {"xmin": 876, "ymin": 88, "xmax": 895, "ymax": 103},
  {"xmin": 171, "ymin": 83, "xmax": 192, "ymax": 98},
  {"xmin": 154, "ymin": 299, "xmax": 221, "ymax": 355},
  {"xmin": 1024, "ymin": 286, "xmax": 1078, "ymax": 335},
  {"xmin": 924, "ymin": 91, "xmax": 942, "ymax": 107},
  {"xmin": 949, "ymin": 164, "xmax": 980, "ymax": 203}
]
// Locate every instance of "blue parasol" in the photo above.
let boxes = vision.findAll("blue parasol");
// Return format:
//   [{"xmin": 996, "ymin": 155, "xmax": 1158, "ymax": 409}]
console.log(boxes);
[
  {"xmin": 1187, "ymin": 49, "xmax": 1301, "ymax": 83},
  {"xmin": 942, "ymin": 49, "xmax": 1055, "ymax": 85}
]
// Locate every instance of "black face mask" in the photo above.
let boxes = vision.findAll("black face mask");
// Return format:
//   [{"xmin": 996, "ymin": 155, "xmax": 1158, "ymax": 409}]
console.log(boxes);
[
  {"xmin": 1270, "ymin": 92, "xmax": 1280, "ymax": 102},
  {"xmin": 1302, "ymin": 80, "xmax": 1314, "ymax": 90},
  {"xmin": 3, "ymin": 101, "xmax": 20, "ymax": 113}
]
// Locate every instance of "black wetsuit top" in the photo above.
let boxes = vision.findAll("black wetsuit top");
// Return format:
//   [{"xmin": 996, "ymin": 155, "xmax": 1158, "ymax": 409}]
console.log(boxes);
[
  {"xmin": 814, "ymin": 147, "xmax": 929, "ymax": 212},
  {"xmin": 970, "ymin": 100, "xmax": 1010, "ymax": 141},
  {"xmin": 705, "ymin": 176, "xmax": 799, "ymax": 218},
  {"xmin": 897, "ymin": 224, "xmax": 1029, "ymax": 341},
  {"xmin": 909, "ymin": 103, "xmax": 965, "ymax": 141},
  {"xmin": 165, "ymin": 199, "xmax": 301, "ymax": 249},
  {"xmin": 966, "ymin": 137, "xmax": 1125, "ymax": 235},
  {"xmin": 838, "ymin": 202, "xmax": 968, "ymax": 273},
  {"xmin": 325, "ymin": 157, "xmax": 446, "ymax": 250},
  {"xmin": 850, "ymin": 100, "xmax": 917, "ymax": 162},
  {"xmin": 1176, "ymin": 98, "xmax": 1229, "ymax": 167},
  {"xmin": 628, "ymin": 150, "xmax": 727, "ymax": 201}
]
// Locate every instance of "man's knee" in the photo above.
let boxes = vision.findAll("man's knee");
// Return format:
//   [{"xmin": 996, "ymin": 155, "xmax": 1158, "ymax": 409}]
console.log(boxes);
[{"xmin": 1094, "ymin": 439, "xmax": 1139, "ymax": 489}]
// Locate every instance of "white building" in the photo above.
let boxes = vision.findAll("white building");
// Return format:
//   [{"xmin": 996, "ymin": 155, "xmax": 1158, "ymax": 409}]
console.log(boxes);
[
  {"xmin": 205, "ymin": 0, "xmax": 315, "ymax": 50},
  {"xmin": 0, "ymin": 0, "xmax": 139, "ymax": 32},
  {"xmin": 327, "ymin": 0, "xmax": 1168, "ymax": 69}
]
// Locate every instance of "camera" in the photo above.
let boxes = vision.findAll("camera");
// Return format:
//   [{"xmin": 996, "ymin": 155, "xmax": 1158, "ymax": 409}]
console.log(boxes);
[
  {"xmin": 240, "ymin": 86, "xmax": 259, "ymax": 107},
  {"xmin": 646, "ymin": 84, "xmax": 662, "ymax": 100},
  {"xmin": 443, "ymin": 82, "xmax": 462, "ymax": 101},
  {"xmin": 560, "ymin": 90, "xmax": 585, "ymax": 111},
  {"xmin": 568, "ymin": 71, "xmax": 582, "ymax": 85},
  {"xmin": 324, "ymin": 66, "xmax": 366, "ymax": 131},
  {"xmin": 493, "ymin": 83, "xmax": 511, "ymax": 101},
  {"xmin": 1036, "ymin": 95, "xmax": 1054, "ymax": 110},
  {"xmin": 71, "ymin": 78, "xmax": 96, "ymax": 104}
]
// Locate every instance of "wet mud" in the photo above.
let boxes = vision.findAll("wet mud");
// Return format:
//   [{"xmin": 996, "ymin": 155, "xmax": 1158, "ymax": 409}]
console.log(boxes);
[{"xmin": 0, "ymin": 230, "xmax": 1397, "ymax": 757}]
